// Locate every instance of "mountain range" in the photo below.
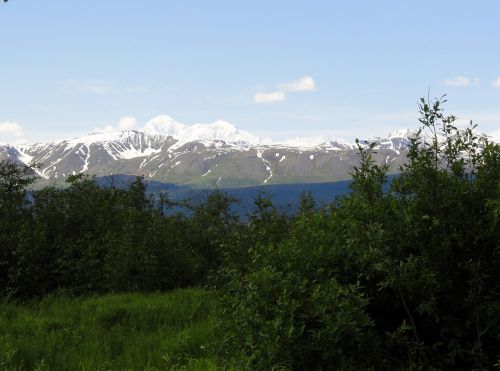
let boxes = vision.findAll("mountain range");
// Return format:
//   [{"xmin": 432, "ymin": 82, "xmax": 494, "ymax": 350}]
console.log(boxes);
[{"xmin": 0, "ymin": 117, "xmax": 433, "ymax": 187}]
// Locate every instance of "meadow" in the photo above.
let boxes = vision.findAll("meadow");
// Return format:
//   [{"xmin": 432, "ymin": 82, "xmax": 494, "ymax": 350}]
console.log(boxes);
[
  {"xmin": 0, "ymin": 289, "xmax": 230, "ymax": 371},
  {"xmin": 1, "ymin": 98, "xmax": 499, "ymax": 369}
]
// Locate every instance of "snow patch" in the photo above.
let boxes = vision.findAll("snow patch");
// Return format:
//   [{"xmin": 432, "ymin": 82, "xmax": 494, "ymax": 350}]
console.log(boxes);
[
  {"xmin": 117, "ymin": 147, "xmax": 159, "ymax": 160},
  {"xmin": 17, "ymin": 149, "xmax": 33, "ymax": 165},
  {"xmin": 277, "ymin": 135, "xmax": 353, "ymax": 150},
  {"xmin": 82, "ymin": 146, "xmax": 90, "ymax": 172},
  {"xmin": 257, "ymin": 150, "xmax": 273, "ymax": 183}
]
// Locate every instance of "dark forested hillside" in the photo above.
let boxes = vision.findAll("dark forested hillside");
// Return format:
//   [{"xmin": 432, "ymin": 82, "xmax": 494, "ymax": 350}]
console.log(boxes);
[{"xmin": 1, "ymin": 97, "xmax": 499, "ymax": 369}]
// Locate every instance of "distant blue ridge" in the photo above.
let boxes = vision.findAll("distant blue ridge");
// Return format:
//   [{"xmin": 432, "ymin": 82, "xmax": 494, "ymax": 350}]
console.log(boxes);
[{"xmin": 95, "ymin": 174, "xmax": 398, "ymax": 218}]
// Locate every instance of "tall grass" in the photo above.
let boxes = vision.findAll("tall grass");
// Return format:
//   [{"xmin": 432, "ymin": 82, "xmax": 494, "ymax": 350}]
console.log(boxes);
[{"xmin": 0, "ymin": 288, "xmax": 233, "ymax": 370}]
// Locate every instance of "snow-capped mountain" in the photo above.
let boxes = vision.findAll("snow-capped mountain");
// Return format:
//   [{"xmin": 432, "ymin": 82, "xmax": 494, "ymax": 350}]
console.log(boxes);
[
  {"xmin": 0, "ymin": 122, "xmax": 416, "ymax": 187},
  {"xmin": 142, "ymin": 116, "xmax": 261, "ymax": 149},
  {"xmin": 277, "ymin": 135, "xmax": 354, "ymax": 151},
  {"xmin": 361, "ymin": 129, "xmax": 417, "ymax": 154}
]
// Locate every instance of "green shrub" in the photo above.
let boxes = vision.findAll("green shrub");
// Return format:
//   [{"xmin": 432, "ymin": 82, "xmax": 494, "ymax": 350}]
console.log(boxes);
[{"xmin": 215, "ymin": 96, "xmax": 500, "ymax": 370}]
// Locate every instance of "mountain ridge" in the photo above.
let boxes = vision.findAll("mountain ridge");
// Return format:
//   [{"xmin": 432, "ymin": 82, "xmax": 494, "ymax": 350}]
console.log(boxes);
[{"xmin": 0, "ymin": 125, "xmax": 433, "ymax": 187}]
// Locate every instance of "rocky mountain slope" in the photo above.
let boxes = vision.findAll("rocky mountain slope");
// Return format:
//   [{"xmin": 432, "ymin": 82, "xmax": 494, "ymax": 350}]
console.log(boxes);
[{"xmin": 1, "ymin": 119, "xmax": 417, "ymax": 187}]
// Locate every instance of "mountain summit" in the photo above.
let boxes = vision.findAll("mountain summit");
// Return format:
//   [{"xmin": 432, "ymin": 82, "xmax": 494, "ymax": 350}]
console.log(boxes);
[{"xmin": 0, "ymin": 124, "xmax": 418, "ymax": 187}]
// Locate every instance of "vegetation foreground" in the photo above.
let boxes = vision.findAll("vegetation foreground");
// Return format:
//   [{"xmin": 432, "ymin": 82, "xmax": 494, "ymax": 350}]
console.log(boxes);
[
  {"xmin": 0, "ymin": 289, "xmax": 229, "ymax": 371},
  {"xmin": 1, "ymin": 98, "xmax": 500, "ymax": 369}
]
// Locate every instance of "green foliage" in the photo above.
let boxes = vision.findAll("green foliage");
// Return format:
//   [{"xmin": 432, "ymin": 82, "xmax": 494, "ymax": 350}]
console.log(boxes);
[
  {"xmin": 0, "ymin": 160, "xmax": 36, "ymax": 200},
  {"xmin": 351, "ymin": 139, "xmax": 389, "ymax": 203},
  {"xmin": 0, "ymin": 161, "xmax": 37, "ymax": 298},
  {"xmin": 0, "ymin": 288, "xmax": 237, "ymax": 370},
  {"xmin": 0, "ymin": 174, "xmax": 206, "ymax": 297},
  {"xmin": 1, "ymin": 96, "xmax": 499, "ymax": 369},
  {"xmin": 215, "ymin": 96, "xmax": 500, "ymax": 369},
  {"xmin": 188, "ymin": 188, "xmax": 239, "ymax": 273}
]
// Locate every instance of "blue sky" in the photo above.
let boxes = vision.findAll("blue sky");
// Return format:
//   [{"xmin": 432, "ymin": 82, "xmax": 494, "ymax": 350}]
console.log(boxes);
[{"xmin": 1, "ymin": 0, "xmax": 499, "ymax": 144}]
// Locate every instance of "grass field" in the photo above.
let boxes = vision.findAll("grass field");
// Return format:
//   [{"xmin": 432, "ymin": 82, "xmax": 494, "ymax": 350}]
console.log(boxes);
[{"xmin": 0, "ymin": 288, "xmax": 234, "ymax": 371}]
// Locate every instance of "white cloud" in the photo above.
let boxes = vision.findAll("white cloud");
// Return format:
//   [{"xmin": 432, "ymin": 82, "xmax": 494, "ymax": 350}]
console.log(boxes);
[
  {"xmin": 96, "ymin": 117, "xmax": 139, "ymax": 132},
  {"xmin": 117, "ymin": 117, "xmax": 138, "ymax": 130},
  {"xmin": 278, "ymin": 76, "xmax": 316, "ymax": 92},
  {"xmin": 491, "ymin": 77, "xmax": 500, "ymax": 88},
  {"xmin": 254, "ymin": 91, "xmax": 286, "ymax": 103},
  {"xmin": 0, "ymin": 121, "xmax": 26, "ymax": 144},
  {"xmin": 58, "ymin": 79, "xmax": 113, "ymax": 95},
  {"xmin": 0, "ymin": 121, "xmax": 24, "ymax": 137},
  {"xmin": 444, "ymin": 76, "xmax": 470, "ymax": 87},
  {"xmin": 254, "ymin": 76, "xmax": 316, "ymax": 104}
]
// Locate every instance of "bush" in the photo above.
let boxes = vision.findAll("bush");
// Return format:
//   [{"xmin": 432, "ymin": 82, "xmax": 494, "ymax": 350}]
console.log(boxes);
[
  {"xmin": 1, "ymin": 96, "xmax": 499, "ymax": 369},
  {"xmin": 215, "ymin": 96, "xmax": 500, "ymax": 369}
]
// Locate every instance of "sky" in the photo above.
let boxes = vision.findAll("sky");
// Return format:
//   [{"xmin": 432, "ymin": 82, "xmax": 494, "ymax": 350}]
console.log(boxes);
[{"xmin": 1, "ymin": 0, "xmax": 500, "ymax": 144}]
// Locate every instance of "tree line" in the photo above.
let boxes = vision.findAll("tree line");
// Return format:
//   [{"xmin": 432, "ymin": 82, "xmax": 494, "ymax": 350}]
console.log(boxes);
[{"xmin": 1, "ymin": 97, "xmax": 499, "ymax": 369}]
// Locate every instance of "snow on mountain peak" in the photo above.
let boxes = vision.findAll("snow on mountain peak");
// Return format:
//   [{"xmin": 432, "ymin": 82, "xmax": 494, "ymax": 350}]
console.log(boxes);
[
  {"xmin": 141, "ymin": 116, "xmax": 260, "ymax": 147},
  {"xmin": 356, "ymin": 129, "xmax": 419, "ymax": 152},
  {"xmin": 386, "ymin": 128, "xmax": 416, "ymax": 139},
  {"xmin": 142, "ymin": 115, "xmax": 185, "ymax": 137},
  {"xmin": 276, "ymin": 135, "xmax": 353, "ymax": 150},
  {"xmin": 64, "ymin": 130, "xmax": 161, "ymax": 146}
]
